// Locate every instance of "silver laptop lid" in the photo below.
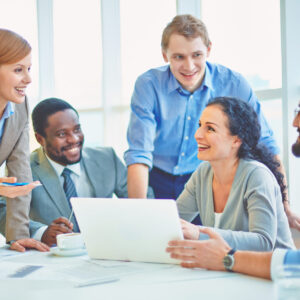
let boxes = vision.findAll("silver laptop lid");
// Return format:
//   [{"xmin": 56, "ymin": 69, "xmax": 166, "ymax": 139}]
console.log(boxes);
[{"xmin": 70, "ymin": 198, "xmax": 183, "ymax": 264}]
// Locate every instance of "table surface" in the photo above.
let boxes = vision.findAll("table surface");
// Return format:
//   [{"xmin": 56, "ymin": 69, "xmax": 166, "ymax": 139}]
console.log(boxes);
[{"xmin": 0, "ymin": 247, "xmax": 275, "ymax": 300}]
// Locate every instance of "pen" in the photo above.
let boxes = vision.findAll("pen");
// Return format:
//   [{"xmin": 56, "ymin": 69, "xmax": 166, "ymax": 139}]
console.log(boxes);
[
  {"xmin": 0, "ymin": 182, "xmax": 43, "ymax": 186},
  {"xmin": 68, "ymin": 208, "xmax": 74, "ymax": 222},
  {"xmin": 0, "ymin": 182, "xmax": 30, "ymax": 186},
  {"xmin": 76, "ymin": 277, "xmax": 120, "ymax": 288}
]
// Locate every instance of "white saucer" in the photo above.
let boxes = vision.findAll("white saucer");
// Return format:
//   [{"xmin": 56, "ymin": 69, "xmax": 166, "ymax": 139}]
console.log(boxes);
[{"xmin": 50, "ymin": 246, "xmax": 88, "ymax": 257}]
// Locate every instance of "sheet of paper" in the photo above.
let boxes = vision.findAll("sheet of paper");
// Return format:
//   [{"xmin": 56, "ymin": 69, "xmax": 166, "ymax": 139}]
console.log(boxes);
[
  {"xmin": 0, "ymin": 258, "xmax": 165, "ymax": 287},
  {"xmin": 0, "ymin": 252, "xmax": 236, "ymax": 288}
]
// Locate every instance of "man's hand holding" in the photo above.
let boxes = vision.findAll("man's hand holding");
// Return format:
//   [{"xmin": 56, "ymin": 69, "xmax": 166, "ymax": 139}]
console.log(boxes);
[
  {"xmin": 41, "ymin": 217, "xmax": 73, "ymax": 246},
  {"xmin": 167, "ymin": 227, "xmax": 230, "ymax": 270}
]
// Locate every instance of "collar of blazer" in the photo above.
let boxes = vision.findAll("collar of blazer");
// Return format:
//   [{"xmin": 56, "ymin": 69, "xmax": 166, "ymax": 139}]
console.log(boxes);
[
  {"xmin": 31, "ymin": 147, "xmax": 72, "ymax": 216},
  {"xmin": 0, "ymin": 99, "xmax": 29, "ymax": 165}
]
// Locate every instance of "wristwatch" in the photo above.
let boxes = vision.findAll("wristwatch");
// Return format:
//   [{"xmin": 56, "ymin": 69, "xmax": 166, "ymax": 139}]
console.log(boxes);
[{"xmin": 223, "ymin": 248, "xmax": 236, "ymax": 272}]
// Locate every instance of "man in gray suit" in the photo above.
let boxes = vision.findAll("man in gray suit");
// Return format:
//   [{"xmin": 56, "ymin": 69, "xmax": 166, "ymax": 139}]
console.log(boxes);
[{"xmin": 28, "ymin": 98, "xmax": 128, "ymax": 246}]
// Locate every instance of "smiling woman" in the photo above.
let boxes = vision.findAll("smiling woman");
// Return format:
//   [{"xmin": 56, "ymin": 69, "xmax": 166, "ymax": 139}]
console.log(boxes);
[
  {"xmin": 0, "ymin": 28, "xmax": 49, "ymax": 252},
  {"xmin": 176, "ymin": 97, "xmax": 295, "ymax": 252}
]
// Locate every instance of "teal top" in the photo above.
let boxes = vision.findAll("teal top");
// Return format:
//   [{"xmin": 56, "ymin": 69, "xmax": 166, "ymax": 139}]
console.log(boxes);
[{"xmin": 0, "ymin": 102, "xmax": 14, "ymax": 142}]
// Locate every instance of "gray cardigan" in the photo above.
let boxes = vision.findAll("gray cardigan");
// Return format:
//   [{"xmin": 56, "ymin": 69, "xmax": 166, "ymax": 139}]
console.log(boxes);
[{"xmin": 177, "ymin": 159, "xmax": 295, "ymax": 251}]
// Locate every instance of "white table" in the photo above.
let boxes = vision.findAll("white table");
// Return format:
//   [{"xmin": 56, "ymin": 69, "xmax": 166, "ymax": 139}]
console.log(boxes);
[{"xmin": 0, "ymin": 248, "xmax": 275, "ymax": 300}]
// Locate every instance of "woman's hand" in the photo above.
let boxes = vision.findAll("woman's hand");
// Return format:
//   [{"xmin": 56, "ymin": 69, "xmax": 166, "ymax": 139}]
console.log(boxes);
[
  {"xmin": 180, "ymin": 219, "xmax": 201, "ymax": 240},
  {"xmin": 0, "ymin": 177, "xmax": 41, "ymax": 198},
  {"xmin": 10, "ymin": 238, "xmax": 50, "ymax": 252}
]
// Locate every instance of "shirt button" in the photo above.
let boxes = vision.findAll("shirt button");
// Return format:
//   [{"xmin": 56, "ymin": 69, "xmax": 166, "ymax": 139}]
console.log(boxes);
[
  {"xmin": 187, "ymin": 116, "xmax": 191, "ymax": 120},
  {"xmin": 175, "ymin": 166, "xmax": 179, "ymax": 169},
  {"xmin": 189, "ymin": 95, "xmax": 193, "ymax": 100},
  {"xmin": 181, "ymin": 152, "xmax": 185, "ymax": 156},
  {"xmin": 185, "ymin": 136, "xmax": 189, "ymax": 140}
]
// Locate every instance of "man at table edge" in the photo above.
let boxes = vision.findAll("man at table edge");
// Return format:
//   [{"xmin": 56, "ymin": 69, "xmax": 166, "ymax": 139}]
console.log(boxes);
[{"xmin": 167, "ymin": 100, "xmax": 300, "ymax": 280}]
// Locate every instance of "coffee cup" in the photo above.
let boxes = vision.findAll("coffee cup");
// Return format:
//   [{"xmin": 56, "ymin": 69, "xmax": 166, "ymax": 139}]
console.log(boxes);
[{"xmin": 56, "ymin": 233, "xmax": 85, "ymax": 250}]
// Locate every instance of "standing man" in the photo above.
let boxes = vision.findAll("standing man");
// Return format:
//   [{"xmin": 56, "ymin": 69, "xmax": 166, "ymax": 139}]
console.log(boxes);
[
  {"xmin": 167, "ymin": 101, "xmax": 300, "ymax": 279},
  {"xmin": 125, "ymin": 14, "xmax": 299, "ymax": 226}
]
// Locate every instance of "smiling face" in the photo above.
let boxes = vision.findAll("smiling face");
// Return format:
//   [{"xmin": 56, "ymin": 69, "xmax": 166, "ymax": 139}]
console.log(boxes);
[
  {"xmin": 194, "ymin": 105, "xmax": 241, "ymax": 162},
  {"xmin": 36, "ymin": 109, "xmax": 84, "ymax": 166},
  {"xmin": 0, "ymin": 53, "xmax": 32, "ymax": 108},
  {"xmin": 162, "ymin": 34, "xmax": 211, "ymax": 92},
  {"xmin": 292, "ymin": 101, "xmax": 300, "ymax": 157}
]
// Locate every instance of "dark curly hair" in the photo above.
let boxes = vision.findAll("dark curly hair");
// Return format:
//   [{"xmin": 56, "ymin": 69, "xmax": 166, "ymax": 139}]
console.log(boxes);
[{"xmin": 207, "ymin": 97, "xmax": 286, "ymax": 202}]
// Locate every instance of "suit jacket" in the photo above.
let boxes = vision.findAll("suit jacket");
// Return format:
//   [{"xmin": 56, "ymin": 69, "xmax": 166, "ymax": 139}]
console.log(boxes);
[
  {"xmin": 0, "ymin": 98, "xmax": 32, "ymax": 241},
  {"xmin": 29, "ymin": 146, "xmax": 128, "ymax": 235}
]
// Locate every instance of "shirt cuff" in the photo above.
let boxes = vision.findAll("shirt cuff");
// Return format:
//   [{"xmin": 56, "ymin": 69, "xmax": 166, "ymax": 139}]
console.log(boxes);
[
  {"xmin": 270, "ymin": 248, "xmax": 288, "ymax": 280},
  {"xmin": 32, "ymin": 225, "xmax": 47, "ymax": 241},
  {"xmin": 198, "ymin": 226, "xmax": 210, "ymax": 240}
]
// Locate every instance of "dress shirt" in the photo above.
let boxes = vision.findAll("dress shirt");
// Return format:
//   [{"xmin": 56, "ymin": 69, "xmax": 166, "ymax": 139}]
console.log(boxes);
[
  {"xmin": 46, "ymin": 156, "xmax": 95, "ymax": 198},
  {"xmin": 32, "ymin": 155, "xmax": 95, "ymax": 241},
  {"xmin": 124, "ymin": 62, "xmax": 279, "ymax": 175},
  {"xmin": 271, "ymin": 249, "xmax": 300, "ymax": 280},
  {"xmin": 0, "ymin": 102, "xmax": 14, "ymax": 142},
  {"xmin": 271, "ymin": 248, "xmax": 288, "ymax": 280}
]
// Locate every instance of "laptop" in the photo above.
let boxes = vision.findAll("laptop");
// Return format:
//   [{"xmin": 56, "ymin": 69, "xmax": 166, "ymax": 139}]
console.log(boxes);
[{"xmin": 70, "ymin": 198, "xmax": 183, "ymax": 264}]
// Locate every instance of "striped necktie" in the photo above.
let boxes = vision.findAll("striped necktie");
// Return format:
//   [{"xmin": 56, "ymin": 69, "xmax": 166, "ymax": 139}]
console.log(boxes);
[{"xmin": 61, "ymin": 168, "xmax": 79, "ymax": 232}]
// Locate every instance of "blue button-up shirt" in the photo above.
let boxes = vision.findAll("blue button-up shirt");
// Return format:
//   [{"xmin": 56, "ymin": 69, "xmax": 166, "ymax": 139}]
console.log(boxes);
[
  {"xmin": 284, "ymin": 250, "xmax": 300, "ymax": 264},
  {"xmin": 0, "ymin": 102, "xmax": 14, "ymax": 142},
  {"xmin": 124, "ymin": 62, "xmax": 279, "ymax": 175}
]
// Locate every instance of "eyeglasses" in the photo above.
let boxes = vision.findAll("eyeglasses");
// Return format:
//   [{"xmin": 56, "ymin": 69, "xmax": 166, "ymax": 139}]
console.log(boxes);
[{"xmin": 295, "ymin": 106, "xmax": 300, "ymax": 117}]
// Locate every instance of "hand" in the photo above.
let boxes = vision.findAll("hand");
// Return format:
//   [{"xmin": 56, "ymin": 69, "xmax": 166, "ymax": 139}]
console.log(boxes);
[
  {"xmin": 166, "ymin": 227, "xmax": 231, "ymax": 270},
  {"xmin": 180, "ymin": 219, "xmax": 201, "ymax": 240},
  {"xmin": 41, "ymin": 217, "xmax": 73, "ymax": 246},
  {"xmin": 0, "ymin": 177, "xmax": 41, "ymax": 198},
  {"xmin": 286, "ymin": 208, "xmax": 300, "ymax": 231},
  {"xmin": 10, "ymin": 238, "xmax": 50, "ymax": 252}
]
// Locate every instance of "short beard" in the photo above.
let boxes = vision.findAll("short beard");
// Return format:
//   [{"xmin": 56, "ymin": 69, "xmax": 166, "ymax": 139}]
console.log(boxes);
[
  {"xmin": 292, "ymin": 141, "xmax": 300, "ymax": 157},
  {"xmin": 47, "ymin": 144, "xmax": 83, "ymax": 166}
]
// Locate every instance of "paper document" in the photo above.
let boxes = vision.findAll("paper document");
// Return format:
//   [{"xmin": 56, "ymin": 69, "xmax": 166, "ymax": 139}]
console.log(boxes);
[{"xmin": 0, "ymin": 258, "xmax": 166, "ymax": 287}]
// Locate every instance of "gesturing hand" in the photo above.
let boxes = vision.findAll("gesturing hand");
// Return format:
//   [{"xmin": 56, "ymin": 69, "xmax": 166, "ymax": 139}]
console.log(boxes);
[
  {"xmin": 0, "ymin": 177, "xmax": 41, "ymax": 198},
  {"xmin": 167, "ymin": 227, "xmax": 230, "ymax": 270}
]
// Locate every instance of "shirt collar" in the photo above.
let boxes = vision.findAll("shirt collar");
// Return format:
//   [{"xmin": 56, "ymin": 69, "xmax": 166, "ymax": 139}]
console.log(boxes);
[
  {"xmin": 201, "ymin": 62, "xmax": 214, "ymax": 91},
  {"xmin": 1, "ymin": 102, "xmax": 15, "ymax": 121},
  {"xmin": 46, "ymin": 153, "xmax": 81, "ymax": 177},
  {"xmin": 167, "ymin": 67, "xmax": 182, "ymax": 94},
  {"xmin": 166, "ymin": 62, "xmax": 214, "ymax": 95}
]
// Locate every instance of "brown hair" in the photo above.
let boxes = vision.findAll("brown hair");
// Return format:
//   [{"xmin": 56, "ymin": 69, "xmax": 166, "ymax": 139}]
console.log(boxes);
[
  {"xmin": 0, "ymin": 28, "xmax": 31, "ymax": 65},
  {"xmin": 161, "ymin": 14, "xmax": 211, "ymax": 50}
]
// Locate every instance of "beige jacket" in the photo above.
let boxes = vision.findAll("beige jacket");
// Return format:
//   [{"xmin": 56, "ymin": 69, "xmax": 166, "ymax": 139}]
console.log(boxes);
[{"xmin": 0, "ymin": 98, "xmax": 32, "ymax": 242}]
